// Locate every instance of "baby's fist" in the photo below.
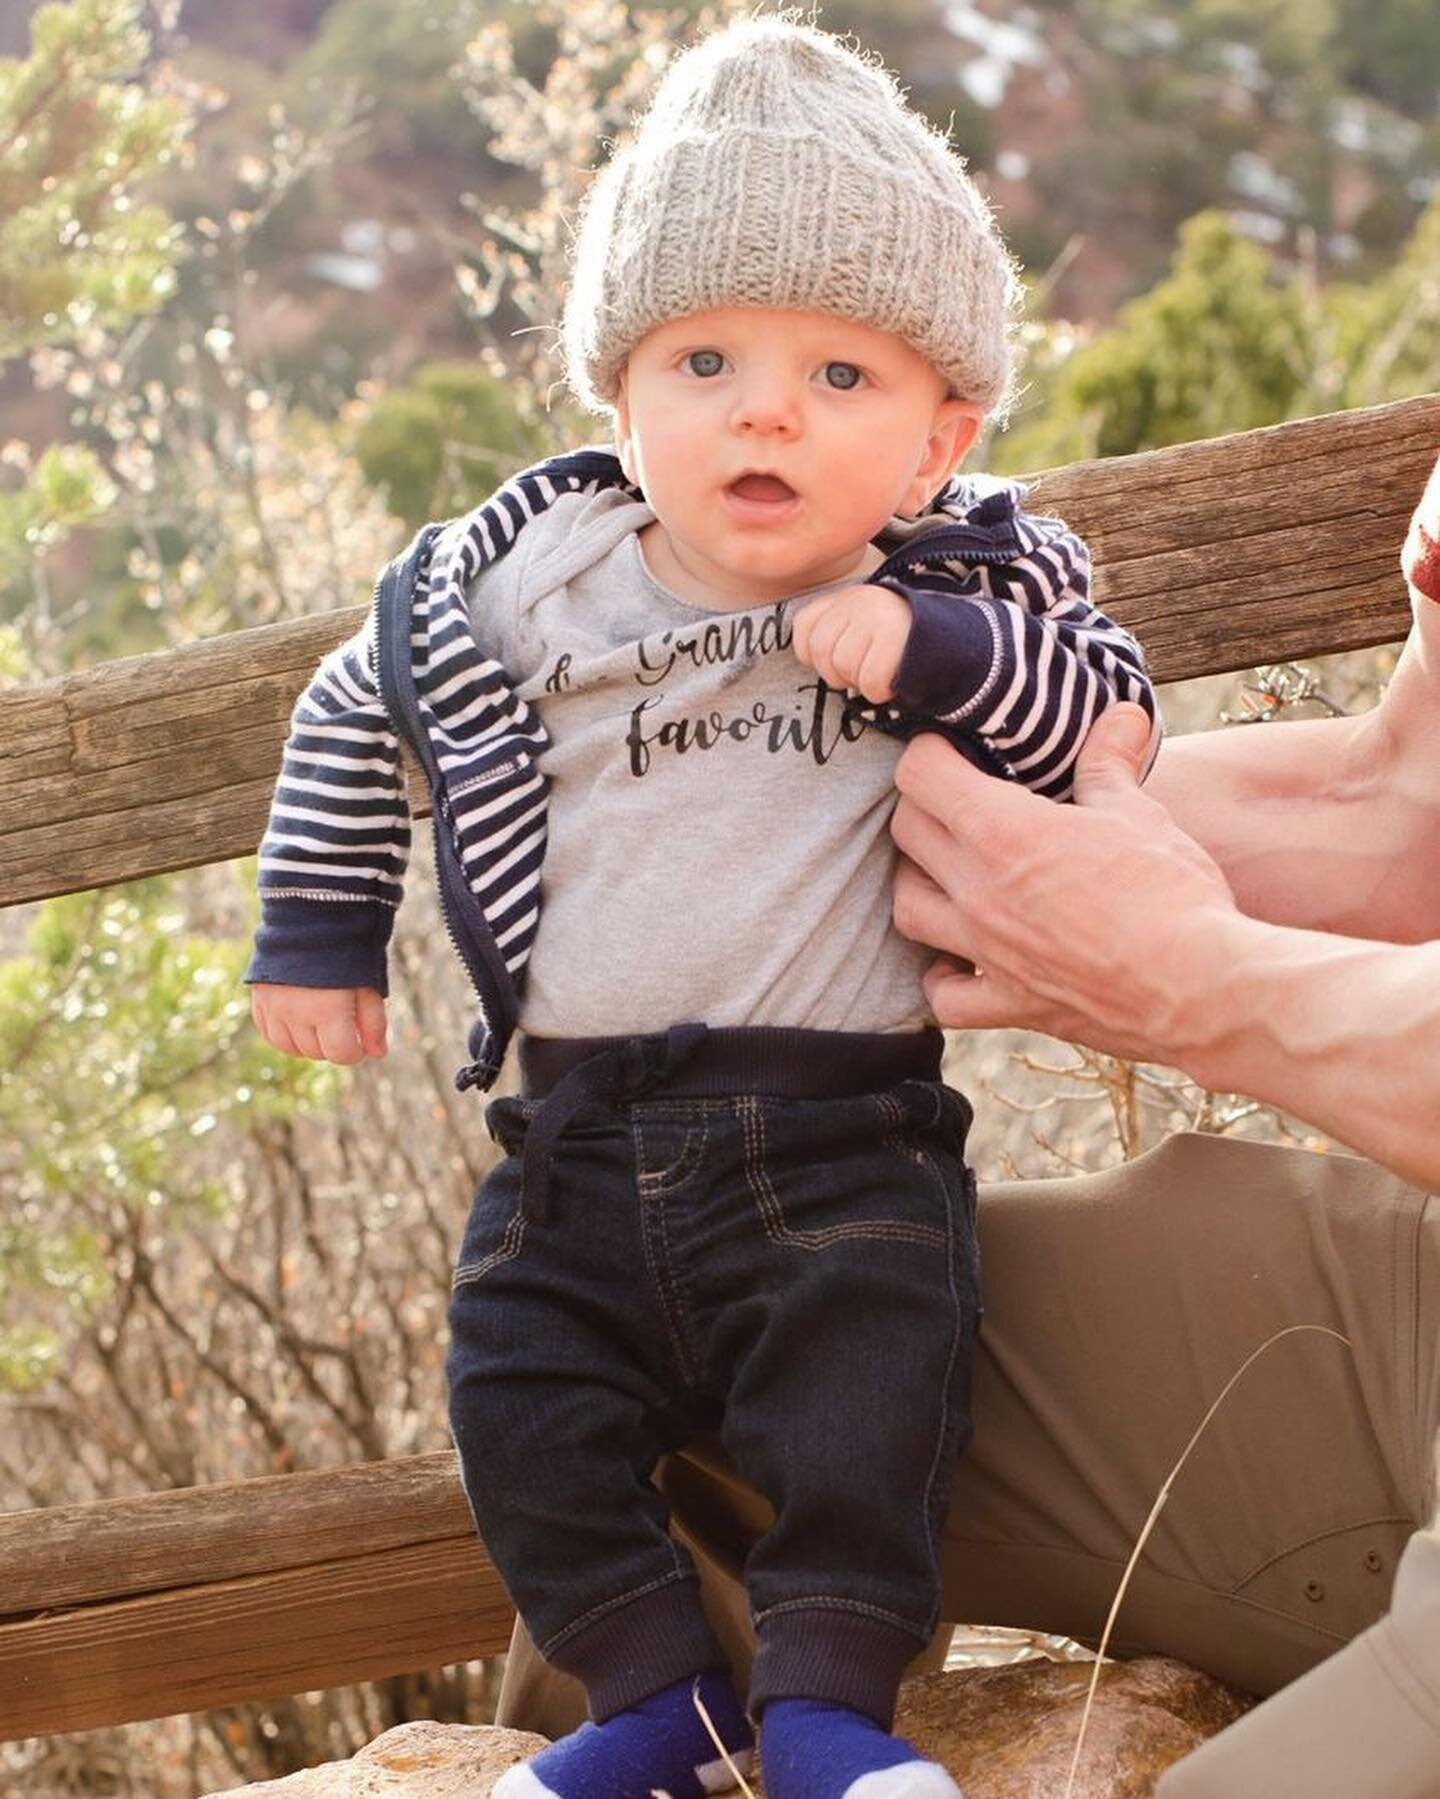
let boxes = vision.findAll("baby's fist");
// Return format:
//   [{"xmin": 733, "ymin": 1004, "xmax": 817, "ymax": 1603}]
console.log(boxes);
[
  {"xmin": 793, "ymin": 583, "xmax": 911, "ymax": 703},
  {"xmin": 250, "ymin": 983, "xmax": 388, "ymax": 1065}
]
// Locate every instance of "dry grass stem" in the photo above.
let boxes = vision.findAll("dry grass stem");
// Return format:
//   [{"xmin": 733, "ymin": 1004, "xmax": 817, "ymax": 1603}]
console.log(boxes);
[
  {"xmin": 686, "ymin": 1677, "xmax": 758, "ymax": 1799},
  {"xmin": 1062, "ymin": 1323, "xmax": 1354, "ymax": 1799}
]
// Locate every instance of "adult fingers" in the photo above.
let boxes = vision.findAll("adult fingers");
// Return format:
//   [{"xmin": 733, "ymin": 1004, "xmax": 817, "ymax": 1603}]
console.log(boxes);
[
  {"xmin": 1072, "ymin": 703, "xmax": 1154, "ymax": 807},
  {"xmin": 890, "ymin": 790, "xmax": 983, "ymax": 893},
  {"xmin": 894, "ymin": 733, "xmax": 1038, "ymax": 853},
  {"xmin": 892, "ymin": 857, "xmax": 976, "ymax": 958},
  {"xmin": 921, "ymin": 959, "xmax": 1039, "ymax": 1032}
]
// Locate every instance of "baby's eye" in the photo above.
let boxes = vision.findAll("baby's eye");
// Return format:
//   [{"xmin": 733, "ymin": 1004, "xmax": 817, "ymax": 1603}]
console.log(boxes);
[
  {"xmin": 822, "ymin": 361, "xmax": 863, "ymax": 390},
  {"xmin": 684, "ymin": 349, "xmax": 726, "ymax": 377}
]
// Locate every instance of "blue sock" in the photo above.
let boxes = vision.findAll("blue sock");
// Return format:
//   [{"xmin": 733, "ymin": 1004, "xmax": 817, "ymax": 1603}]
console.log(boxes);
[
  {"xmin": 759, "ymin": 1697, "xmax": 964, "ymax": 1798},
  {"xmin": 493, "ymin": 1670, "xmax": 756, "ymax": 1799}
]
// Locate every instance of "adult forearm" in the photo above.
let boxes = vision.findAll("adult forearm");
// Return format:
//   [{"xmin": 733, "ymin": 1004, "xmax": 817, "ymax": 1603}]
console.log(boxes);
[
  {"xmin": 1147, "ymin": 712, "xmax": 1440, "ymax": 944},
  {"xmin": 1148, "ymin": 568, "xmax": 1440, "ymax": 946},
  {"xmin": 1186, "ymin": 915, "xmax": 1440, "ymax": 1190}
]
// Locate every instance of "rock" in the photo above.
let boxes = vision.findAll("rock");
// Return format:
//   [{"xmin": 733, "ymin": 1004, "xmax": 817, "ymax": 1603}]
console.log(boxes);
[
  {"xmin": 199, "ymin": 1720, "xmax": 547, "ymax": 1797},
  {"xmin": 205, "ymin": 1656, "xmax": 1251, "ymax": 1797},
  {"xmin": 889, "ymin": 1656, "xmax": 1254, "ymax": 1798}
]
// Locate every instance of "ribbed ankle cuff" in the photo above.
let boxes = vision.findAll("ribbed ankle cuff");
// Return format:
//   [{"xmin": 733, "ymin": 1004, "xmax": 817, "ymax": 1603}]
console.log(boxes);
[
  {"xmin": 543, "ymin": 1575, "xmax": 729, "ymax": 1722},
  {"xmin": 749, "ymin": 1605, "xmax": 927, "ymax": 1727}
]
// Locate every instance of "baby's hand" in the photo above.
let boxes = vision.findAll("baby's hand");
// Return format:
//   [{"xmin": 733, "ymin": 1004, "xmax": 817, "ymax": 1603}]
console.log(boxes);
[
  {"xmin": 792, "ymin": 583, "xmax": 911, "ymax": 704},
  {"xmin": 250, "ymin": 984, "xmax": 388, "ymax": 1065}
]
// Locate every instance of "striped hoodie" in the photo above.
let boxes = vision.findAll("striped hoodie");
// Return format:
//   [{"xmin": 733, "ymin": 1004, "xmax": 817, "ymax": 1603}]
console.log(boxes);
[{"xmin": 244, "ymin": 446, "xmax": 1158, "ymax": 1089}]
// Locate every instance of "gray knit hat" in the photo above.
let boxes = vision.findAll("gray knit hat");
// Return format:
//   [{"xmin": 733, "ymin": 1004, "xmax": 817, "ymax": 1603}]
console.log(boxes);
[{"xmin": 561, "ymin": 14, "xmax": 1019, "ymax": 415}]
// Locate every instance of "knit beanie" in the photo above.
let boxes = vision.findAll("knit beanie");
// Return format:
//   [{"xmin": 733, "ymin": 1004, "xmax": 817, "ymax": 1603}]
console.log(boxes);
[{"xmin": 561, "ymin": 14, "xmax": 1019, "ymax": 416}]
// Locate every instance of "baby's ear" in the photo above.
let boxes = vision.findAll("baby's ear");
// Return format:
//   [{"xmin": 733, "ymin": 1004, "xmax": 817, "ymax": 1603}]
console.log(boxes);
[
  {"xmin": 904, "ymin": 398, "xmax": 981, "ymax": 514},
  {"xmin": 613, "ymin": 369, "xmax": 637, "ymax": 483}
]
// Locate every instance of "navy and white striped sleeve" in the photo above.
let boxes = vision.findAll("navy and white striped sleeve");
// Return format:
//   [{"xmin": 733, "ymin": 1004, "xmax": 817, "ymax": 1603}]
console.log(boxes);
[
  {"xmin": 244, "ymin": 614, "xmax": 411, "ymax": 994},
  {"xmin": 887, "ymin": 520, "xmax": 1160, "ymax": 801}
]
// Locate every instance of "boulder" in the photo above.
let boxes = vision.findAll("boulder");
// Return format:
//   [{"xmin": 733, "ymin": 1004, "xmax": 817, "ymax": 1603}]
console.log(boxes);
[
  {"xmin": 892, "ymin": 1655, "xmax": 1253, "ymax": 1797},
  {"xmin": 206, "ymin": 1655, "xmax": 1251, "ymax": 1797}
]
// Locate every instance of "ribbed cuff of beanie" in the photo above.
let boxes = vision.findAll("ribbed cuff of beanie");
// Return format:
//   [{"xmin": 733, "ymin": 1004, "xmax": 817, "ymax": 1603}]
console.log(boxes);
[
  {"xmin": 747, "ymin": 1603, "xmax": 928, "ymax": 1727},
  {"xmin": 1402, "ymin": 454, "xmax": 1440, "ymax": 604}
]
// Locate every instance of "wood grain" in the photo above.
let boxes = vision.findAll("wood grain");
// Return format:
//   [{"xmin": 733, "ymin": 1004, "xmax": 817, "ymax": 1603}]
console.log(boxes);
[
  {"xmin": 0, "ymin": 1539, "xmax": 513, "ymax": 1741},
  {"xmin": 0, "ymin": 1455, "xmax": 513, "ymax": 1740}
]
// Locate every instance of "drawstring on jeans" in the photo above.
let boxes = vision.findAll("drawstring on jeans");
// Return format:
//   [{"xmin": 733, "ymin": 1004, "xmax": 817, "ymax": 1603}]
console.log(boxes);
[{"xmin": 518, "ymin": 1022, "xmax": 710, "ymax": 1224}]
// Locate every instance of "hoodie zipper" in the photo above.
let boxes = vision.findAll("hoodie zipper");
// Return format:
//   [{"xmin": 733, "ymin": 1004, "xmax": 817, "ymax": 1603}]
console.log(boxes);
[
  {"xmin": 873, "ymin": 523, "xmax": 1026, "ymax": 584},
  {"xmin": 372, "ymin": 530, "xmax": 517, "ymax": 1089}
]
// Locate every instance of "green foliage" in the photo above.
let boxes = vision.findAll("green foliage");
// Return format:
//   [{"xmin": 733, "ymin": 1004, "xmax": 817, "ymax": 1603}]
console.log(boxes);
[
  {"xmin": 354, "ymin": 359, "xmax": 549, "ymax": 526},
  {"xmin": 0, "ymin": 441, "xmax": 119, "ymax": 590},
  {"xmin": 1321, "ymin": 193, "xmax": 1440, "ymax": 407},
  {"xmin": 0, "ymin": 876, "xmax": 337, "ymax": 1391},
  {"xmin": 995, "ymin": 192, "xmax": 1440, "ymax": 469},
  {"xmin": 1000, "ymin": 213, "xmax": 1311, "ymax": 464},
  {"xmin": 0, "ymin": 0, "xmax": 192, "ymax": 361}
]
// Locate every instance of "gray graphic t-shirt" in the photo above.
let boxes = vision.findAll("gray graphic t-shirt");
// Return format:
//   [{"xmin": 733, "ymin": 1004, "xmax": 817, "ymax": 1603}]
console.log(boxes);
[{"xmin": 466, "ymin": 487, "xmax": 932, "ymax": 1037}]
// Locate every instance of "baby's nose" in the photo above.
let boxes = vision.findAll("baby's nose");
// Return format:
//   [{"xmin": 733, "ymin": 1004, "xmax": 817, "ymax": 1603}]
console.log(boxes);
[{"xmin": 730, "ymin": 375, "xmax": 802, "ymax": 435}]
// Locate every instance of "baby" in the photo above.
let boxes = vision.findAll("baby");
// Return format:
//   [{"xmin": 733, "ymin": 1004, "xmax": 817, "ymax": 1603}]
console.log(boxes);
[{"xmin": 247, "ymin": 19, "xmax": 1158, "ymax": 1799}]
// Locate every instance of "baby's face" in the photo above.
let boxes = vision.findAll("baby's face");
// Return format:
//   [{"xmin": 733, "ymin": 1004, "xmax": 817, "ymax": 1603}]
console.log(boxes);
[{"xmin": 615, "ymin": 307, "xmax": 979, "ymax": 608}]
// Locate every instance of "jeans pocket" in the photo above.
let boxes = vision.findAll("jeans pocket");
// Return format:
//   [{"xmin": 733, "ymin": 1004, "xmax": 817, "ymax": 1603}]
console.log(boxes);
[{"xmin": 741, "ymin": 1092, "xmax": 953, "ymax": 1253}]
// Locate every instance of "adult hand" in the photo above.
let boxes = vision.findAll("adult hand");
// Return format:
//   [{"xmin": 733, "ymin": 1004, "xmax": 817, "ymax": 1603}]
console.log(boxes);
[{"xmin": 891, "ymin": 705, "xmax": 1239, "ymax": 1065}]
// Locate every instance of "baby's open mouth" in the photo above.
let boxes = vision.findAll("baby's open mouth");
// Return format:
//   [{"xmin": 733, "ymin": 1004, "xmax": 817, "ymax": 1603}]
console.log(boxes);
[{"xmin": 728, "ymin": 472, "xmax": 797, "ymax": 501}]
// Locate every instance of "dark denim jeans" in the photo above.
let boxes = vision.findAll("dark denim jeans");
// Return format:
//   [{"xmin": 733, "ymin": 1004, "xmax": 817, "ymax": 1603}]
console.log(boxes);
[{"xmin": 445, "ymin": 1030, "xmax": 980, "ymax": 1726}]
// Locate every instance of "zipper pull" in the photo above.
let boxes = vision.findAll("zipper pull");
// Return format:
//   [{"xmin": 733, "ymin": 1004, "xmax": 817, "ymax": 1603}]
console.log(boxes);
[{"xmin": 455, "ymin": 1056, "xmax": 502, "ymax": 1093}]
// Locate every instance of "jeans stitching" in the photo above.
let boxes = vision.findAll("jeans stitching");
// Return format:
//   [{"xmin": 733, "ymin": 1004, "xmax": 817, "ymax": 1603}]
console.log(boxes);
[
  {"xmin": 451, "ymin": 1199, "xmax": 526, "ymax": 1288},
  {"xmin": 753, "ymin": 1594, "xmax": 929, "ymax": 1637},
  {"xmin": 540, "ymin": 1566, "xmax": 696, "ymax": 1655},
  {"xmin": 914, "ymin": 1138, "xmax": 970, "ymax": 1630},
  {"xmin": 634, "ymin": 1113, "xmax": 711, "ymax": 1196},
  {"xmin": 632, "ymin": 1118, "xmax": 701, "ymax": 1388},
  {"xmin": 740, "ymin": 1096, "xmax": 950, "ymax": 1253}
]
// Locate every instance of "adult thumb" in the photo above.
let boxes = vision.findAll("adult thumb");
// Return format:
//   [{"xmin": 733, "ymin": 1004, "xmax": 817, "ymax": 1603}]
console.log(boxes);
[{"xmin": 1074, "ymin": 703, "xmax": 1152, "ymax": 806}]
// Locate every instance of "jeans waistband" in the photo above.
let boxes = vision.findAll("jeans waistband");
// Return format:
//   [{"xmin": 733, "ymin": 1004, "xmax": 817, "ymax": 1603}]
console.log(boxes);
[
  {"xmin": 513, "ymin": 1024, "xmax": 945, "ymax": 1225},
  {"xmin": 519, "ymin": 1024, "xmax": 945, "ymax": 1102}
]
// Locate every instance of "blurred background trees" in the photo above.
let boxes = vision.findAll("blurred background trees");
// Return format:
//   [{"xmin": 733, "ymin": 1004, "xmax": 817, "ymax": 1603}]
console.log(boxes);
[{"xmin": 1, "ymin": 0, "xmax": 1436, "ymax": 1789}]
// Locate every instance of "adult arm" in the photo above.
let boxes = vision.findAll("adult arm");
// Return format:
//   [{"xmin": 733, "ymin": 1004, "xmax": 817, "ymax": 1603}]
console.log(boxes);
[
  {"xmin": 890, "ymin": 460, "xmax": 1440, "ymax": 1188},
  {"xmin": 892, "ymin": 714, "xmax": 1440, "ymax": 1188},
  {"xmin": 1141, "ymin": 461, "xmax": 1440, "ymax": 943}
]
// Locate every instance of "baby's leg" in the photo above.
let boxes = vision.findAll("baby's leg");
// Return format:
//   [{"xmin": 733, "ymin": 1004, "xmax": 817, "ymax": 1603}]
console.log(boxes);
[
  {"xmin": 704, "ymin": 1080, "xmax": 979, "ymax": 1798},
  {"xmin": 448, "ymin": 1097, "xmax": 754, "ymax": 1797}
]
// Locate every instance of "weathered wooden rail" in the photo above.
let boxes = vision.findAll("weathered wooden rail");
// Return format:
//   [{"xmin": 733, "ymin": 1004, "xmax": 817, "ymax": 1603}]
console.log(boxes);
[{"xmin": 1, "ymin": 391, "xmax": 1436, "ymax": 1744}]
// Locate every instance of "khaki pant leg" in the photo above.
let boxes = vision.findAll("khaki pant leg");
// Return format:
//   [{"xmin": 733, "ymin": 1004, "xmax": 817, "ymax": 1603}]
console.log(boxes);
[
  {"xmin": 497, "ymin": 1134, "xmax": 1438, "ymax": 1737},
  {"xmin": 1156, "ymin": 1513, "xmax": 1440, "ymax": 1797},
  {"xmin": 935, "ymin": 1133, "xmax": 1436, "ymax": 1697}
]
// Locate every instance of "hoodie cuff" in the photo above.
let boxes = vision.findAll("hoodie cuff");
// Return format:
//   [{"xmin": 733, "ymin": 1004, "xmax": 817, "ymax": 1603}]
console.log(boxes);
[
  {"xmin": 244, "ymin": 897, "xmax": 396, "ymax": 994},
  {"xmin": 887, "ymin": 584, "xmax": 1003, "ymax": 719}
]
